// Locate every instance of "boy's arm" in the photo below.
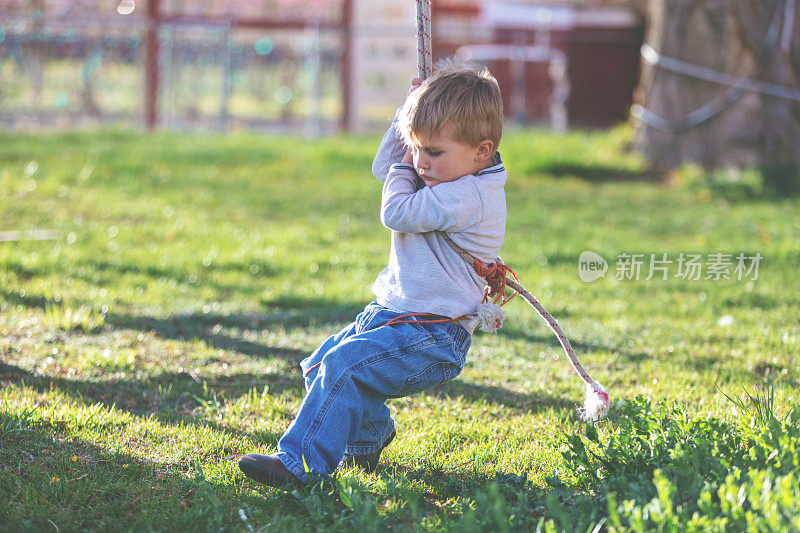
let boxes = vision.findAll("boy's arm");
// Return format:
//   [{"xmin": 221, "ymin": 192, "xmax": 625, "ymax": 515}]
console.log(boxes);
[
  {"xmin": 371, "ymin": 112, "xmax": 406, "ymax": 183},
  {"xmin": 380, "ymin": 163, "xmax": 480, "ymax": 234},
  {"xmin": 372, "ymin": 78, "xmax": 422, "ymax": 183}
]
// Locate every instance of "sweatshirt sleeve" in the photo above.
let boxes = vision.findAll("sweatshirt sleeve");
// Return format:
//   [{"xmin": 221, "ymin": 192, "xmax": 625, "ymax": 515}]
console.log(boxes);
[
  {"xmin": 372, "ymin": 111, "xmax": 407, "ymax": 183},
  {"xmin": 380, "ymin": 164, "xmax": 483, "ymax": 234}
]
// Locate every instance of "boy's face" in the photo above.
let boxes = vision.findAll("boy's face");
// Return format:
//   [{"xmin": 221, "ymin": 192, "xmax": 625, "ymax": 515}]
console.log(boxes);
[{"xmin": 408, "ymin": 129, "xmax": 492, "ymax": 188}]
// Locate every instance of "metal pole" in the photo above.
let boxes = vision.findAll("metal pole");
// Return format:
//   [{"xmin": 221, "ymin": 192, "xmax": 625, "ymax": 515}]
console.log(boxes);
[{"xmin": 145, "ymin": 0, "xmax": 161, "ymax": 130}]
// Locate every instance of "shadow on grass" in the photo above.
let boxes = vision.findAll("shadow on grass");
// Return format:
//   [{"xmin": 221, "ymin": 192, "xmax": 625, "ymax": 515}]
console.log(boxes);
[
  {"xmin": 76, "ymin": 257, "xmax": 280, "ymax": 280},
  {"xmin": 0, "ymin": 422, "xmax": 269, "ymax": 531},
  {"xmin": 105, "ymin": 311, "xmax": 314, "ymax": 359},
  {"xmin": 432, "ymin": 379, "xmax": 575, "ymax": 413},
  {"xmin": 105, "ymin": 298, "xmax": 368, "ymax": 356},
  {"xmin": 539, "ymin": 163, "xmax": 655, "ymax": 183},
  {"xmin": 0, "ymin": 362, "xmax": 293, "ymax": 442},
  {"xmin": 371, "ymin": 460, "xmax": 538, "ymax": 518},
  {"xmin": 67, "ymin": 259, "xmax": 281, "ymax": 304},
  {"xmin": 4, "ymin": 259, "xmax": 367, "ymax": 334},
  {"xmin": 496, "ymin": 325, "xmax": 651, "ymax": 363},
  {"xmin": 1, "ymin": 288, "xmax": 64, "ymax": 311},
  {"xmin": 258, "ymin": 295, "xmax": 369, "ymax": 330}
]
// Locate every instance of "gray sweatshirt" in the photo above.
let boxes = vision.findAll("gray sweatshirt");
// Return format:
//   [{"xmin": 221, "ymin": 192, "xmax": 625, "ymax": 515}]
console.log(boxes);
[{"xmin": 370, "ymin": 117, "xmax": 507, "ymax": 318}]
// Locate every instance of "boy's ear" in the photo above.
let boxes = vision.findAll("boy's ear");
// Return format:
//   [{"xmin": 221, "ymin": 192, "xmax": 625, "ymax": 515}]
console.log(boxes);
[{"xmin": 475, "ymin": 140, "xmax": 494, "ymax": 162}]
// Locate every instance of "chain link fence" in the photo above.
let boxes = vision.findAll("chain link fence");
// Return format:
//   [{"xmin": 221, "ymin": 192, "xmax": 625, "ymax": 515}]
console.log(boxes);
[{"xmin": 1, "ymin": 15, "xmax": 350, "ymax": 133}]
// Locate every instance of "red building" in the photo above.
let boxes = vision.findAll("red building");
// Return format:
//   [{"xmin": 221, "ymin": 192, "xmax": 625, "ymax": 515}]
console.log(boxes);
[{"xmin": 435, "ymin": 0, "xmax": 644, "ymax": 128}]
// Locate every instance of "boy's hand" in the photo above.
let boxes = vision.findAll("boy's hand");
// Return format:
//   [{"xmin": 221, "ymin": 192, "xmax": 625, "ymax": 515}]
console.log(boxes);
[
  {"xmin": 407, "ymin": 77, "xmax": 422, "ymax": 97},
  {"xmin": 399, "ymin": 79, "xmax": 420, "ymax": 168},
  {"xmin": 401, "ymin": 79, "xmax": 421, "ymax": 165},
  {"xmin": 402, "ymin": 146, "xmax": 414, "ymax": 164}
]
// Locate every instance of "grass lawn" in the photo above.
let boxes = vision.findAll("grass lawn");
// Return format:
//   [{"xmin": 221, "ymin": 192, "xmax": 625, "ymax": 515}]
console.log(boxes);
[{"xmin": 1, "ymin": 126, "xmax": 798, "ymax": 531}]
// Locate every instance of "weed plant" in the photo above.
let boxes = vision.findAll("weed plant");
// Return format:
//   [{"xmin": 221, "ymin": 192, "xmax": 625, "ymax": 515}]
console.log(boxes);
[{"xmin": 543, "ymin": 384, "xmax": 800, "ymax": 531}]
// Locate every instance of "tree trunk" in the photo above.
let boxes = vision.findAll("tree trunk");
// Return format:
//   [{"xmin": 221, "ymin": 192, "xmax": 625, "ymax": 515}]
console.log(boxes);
[{"xmin": 633, "ymin": 0, "xmax": 800, "ymax": 192}]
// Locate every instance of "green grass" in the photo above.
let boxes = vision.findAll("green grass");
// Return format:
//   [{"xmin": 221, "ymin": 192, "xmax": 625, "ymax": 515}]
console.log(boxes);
[{"xmin": 0, "ymin": 126, "xmax": 798, "ymax": 531}]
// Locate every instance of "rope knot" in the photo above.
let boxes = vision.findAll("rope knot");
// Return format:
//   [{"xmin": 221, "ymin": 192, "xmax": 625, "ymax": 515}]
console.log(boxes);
[{"xmin": 473, "ymin": 258, "xmax": 518, "ymax": 305}]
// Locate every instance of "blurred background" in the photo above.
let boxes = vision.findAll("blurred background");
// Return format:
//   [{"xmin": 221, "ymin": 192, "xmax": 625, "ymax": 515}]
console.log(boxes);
[
  {"xmin": 1, "ymin": 0, "xmax": 798, "ymax": 183},
  {"xmin": 0, "ymin": 0, "xmax": 644, "ymax": 133}
]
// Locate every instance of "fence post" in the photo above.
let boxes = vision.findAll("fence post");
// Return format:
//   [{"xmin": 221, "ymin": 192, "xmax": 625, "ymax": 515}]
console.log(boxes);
[
  {"xmin": 305, "ymin": 24, "xmax": 322, "ymax": 137},
  {"xmin": 340, "ymin": 0, "xmax": 353, "ymax": 132},
  {"xmin": 221, "ymin": 21, "xmax": 233, "ymax": 132},
  {"xmin": 145, "ymin": 0, "xmax": 161, "ymax": 130}
]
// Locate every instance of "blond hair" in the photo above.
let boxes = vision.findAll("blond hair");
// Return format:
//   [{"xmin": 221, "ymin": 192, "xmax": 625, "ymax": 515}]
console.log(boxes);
[{"xmin": 398, "ymin": 58, "xmax": 503, "ymax": 154}]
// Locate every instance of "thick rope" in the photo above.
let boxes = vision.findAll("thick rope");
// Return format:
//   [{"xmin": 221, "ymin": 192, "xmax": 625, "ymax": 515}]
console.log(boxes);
[
  {"xmin": 443, "ymin": 234, "xmax": 610, "ymax": 420},
  {"xmin": 415, "ymin": 0, "xmax": 433, "ymax": 79},
  {"xmin": 411, "ymin": 4, "xmax": 608, "ymax": 419}
]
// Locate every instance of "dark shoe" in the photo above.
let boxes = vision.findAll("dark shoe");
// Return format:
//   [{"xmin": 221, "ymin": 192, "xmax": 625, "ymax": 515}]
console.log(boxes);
[
  {"xmin": 239, "ymin": 454, "xmax": 302, "ymax": 488},
  {"xmin": 340, "ymin": 429, "xmax": 396, "ymax": 473}
]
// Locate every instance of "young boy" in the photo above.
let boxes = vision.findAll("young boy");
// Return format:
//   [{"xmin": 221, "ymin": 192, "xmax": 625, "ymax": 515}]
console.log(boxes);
[{"xmin": 239, "ymin": 60, "xmax": 506, "ymax": 487}]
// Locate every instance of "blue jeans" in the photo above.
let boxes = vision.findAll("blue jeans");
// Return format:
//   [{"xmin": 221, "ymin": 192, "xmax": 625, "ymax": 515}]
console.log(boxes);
[{"xmin": 275, "ymin": 301, "xmax": 471, "ymax": 482}]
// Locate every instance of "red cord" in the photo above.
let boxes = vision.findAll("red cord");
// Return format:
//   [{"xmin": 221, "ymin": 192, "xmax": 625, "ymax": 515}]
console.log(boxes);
[
  {"xmin": 473, "ymin": 259, "xmax": 518, "ymax": 306},
  {"xmin": 303, "ymin": 362, "xmax": 322, "ymax": 377},
  {"xmin": 385, "ymin": 313, "xmax": 458, "ymax": 326}
]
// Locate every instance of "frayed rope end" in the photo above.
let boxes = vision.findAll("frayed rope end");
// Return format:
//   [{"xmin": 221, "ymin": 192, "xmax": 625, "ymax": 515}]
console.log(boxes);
[
  {"xmin": 462, "ymin": 302, "xmax": 506, "ymax": 334},
  {"xmin": 578, "ymin": 384, "xmax": 611, "ymax": 421}
]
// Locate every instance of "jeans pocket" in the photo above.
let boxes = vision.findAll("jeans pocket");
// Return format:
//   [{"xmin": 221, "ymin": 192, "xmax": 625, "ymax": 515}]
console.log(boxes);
[
  {"xmin": 405, "ymin": 319, "xmax": 434, "ymax": 336},
  {"xmin": 400, "ymin": 361, "xmax": 457, "ymax": 396}
]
